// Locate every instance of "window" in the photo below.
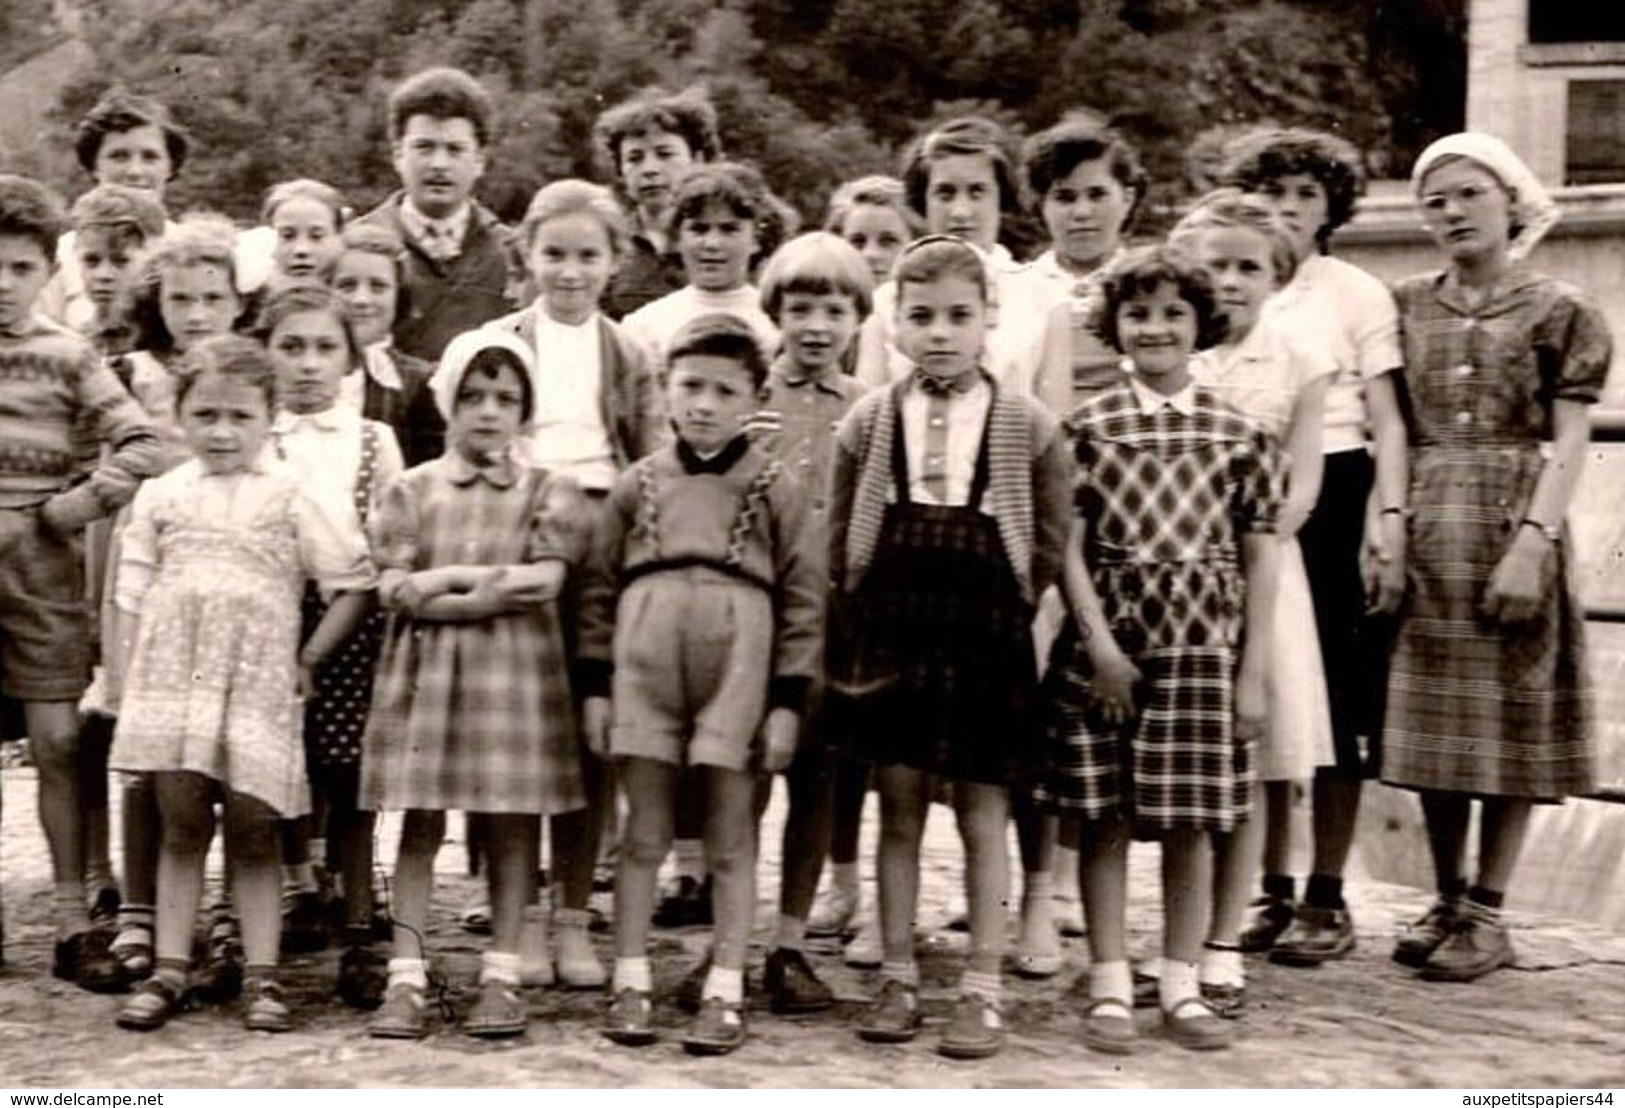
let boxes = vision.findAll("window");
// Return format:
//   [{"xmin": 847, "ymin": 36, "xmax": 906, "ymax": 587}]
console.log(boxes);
[
  {"xmin": 1567, "ymin": 81, "xmax": 1625, "ymax": 184},
  {"xmin": 1530, "ymin": 4, "xmax": 1625, "ymax": 44}
]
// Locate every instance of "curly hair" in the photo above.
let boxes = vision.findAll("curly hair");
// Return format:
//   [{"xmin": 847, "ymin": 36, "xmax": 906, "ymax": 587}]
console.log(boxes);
[
  {"xmin": 1220, "ymin": 127, "xmax": 1364, "ymax": 253},
  {"xmin": 667, "ymin": 161, "xmax": 796, "ymax": 266},
  {"xmin": 74, "ymin": 88, "xmax": 189, "ymax": 180},
  {"xmin": 1022, "ymin": 111, "xmax": 1147, "ymax": 232},
  {"xmin": 900, "ymin": 116, "xmax": 1023, "ymax": 219},
  {"xmin": 388, "ymin": 67, "xmax": 494, "ymax": 147},
  {"xmin": 130, "ymin": 213, "xmax": 246, "ymax": 354},
  {"xmin": 593, "ymin": 86, "xmax": 722, "ymax": 176},
  {"xmin": 1097, "ymin": 244, "xmax": 1225, "ymax": 353}
]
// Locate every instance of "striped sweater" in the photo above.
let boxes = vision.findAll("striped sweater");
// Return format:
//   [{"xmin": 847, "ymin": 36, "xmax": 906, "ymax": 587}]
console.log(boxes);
[
  {"xmin": 829, "ymin": 377, "xmax": 1072, "ymax": 605},
  {"xmin": 0, "ymin": 317, "xmax": 161, "ymax": 530}
]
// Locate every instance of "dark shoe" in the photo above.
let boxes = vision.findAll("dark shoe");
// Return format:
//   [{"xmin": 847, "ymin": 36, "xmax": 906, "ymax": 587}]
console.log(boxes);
[
  {"xmin": 191, "ymin": 920, "xmax": 243, "ymax": 1004},
  {"xmin": 1238, "ymin": 896, "xmax": 1295, "ymax": 953},
  {"xmin": 1270, "ymin": 904, "xmax": 1356, "ymax": 966},
  {"xmin": 937, "ymin": 993, "xmax": 1003, "ymax": 1060},
  {"xmin": 765, "ymin": 947, "xmax": 834, "ymax": 1015},
  {"xmin": 336, "ymin": 942, "xmax": 388, "ymax": 1010},
  {"xmin": 369, "ymin": 982, "xmax": 429, "ymax": 1039},
  {"xmin": 280, "ymin": 890, "xmax": 329, "ymax": 955},
  {"xmin": 1080, "ymin": 997, "xmax": 1138, "ymax": 1055},
  {"xmin": 53, "ymin": 928, "xmax": 129, "ymax": 994},
  {"xmin": 464, "ymin": 979, "xmax": 528, "ymax": 1038},
  {"xmin": 88, "ymin": 886, "xmax": 121, "ymax": 925},
  {"xmin": 116, "ymin": 975, "xmax": 184, "ymax": 1031},
  {"xmin": 1418, "ymin": 905, "xmax": 1513, "ymax": 982},
  {"xmin": 1199, "ymin": 980, "xmax": 1247, "ymax": 1018},
  {"xmin": 1393, "ymin": 896, "xmax": 1460, "ymax": 969},
  {"xmin": 675, "ymin": 954, "xmax": 711, "ymax": 1014},
  {"xmin": 243, "ymin": 976, "xmax": 293, "ymax": 1033},
  {"xmin": 602, "ymin": 987, "xmax": 656, "ymax": 1047},
  {"xmin": 856, "ymin": 978, "xmax": 921, "ymax": 1044},
  {"xmin": 653, "ymin": 876, "xmax": 713, "ymax": 929},
  {"xmin": 682, "ymin": 996, "xmax": 747, "ymax": 1055},
  {"xmin": 1162, "ymin": 996, "xmax": 1234, "ymax": 1051}
]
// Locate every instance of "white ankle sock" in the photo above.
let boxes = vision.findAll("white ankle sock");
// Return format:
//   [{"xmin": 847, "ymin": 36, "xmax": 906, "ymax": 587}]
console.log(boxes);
[
  {"xmin": 481, "ymin": 950, "xmax": 521, "ymax": 986},
  {"xmin": 613, "ymin": 956, "xmax": 651, "ymax": 993},
  {"xmin": 387, "ymin": 957, "xmax": 429, "ymax": 991},
  {"xmin": 1089, "ymin": 959, "xmax": 1133, "ymax": 1011},
  {"xmin": 880, "ymin": 959, "xmax": 919, "ymax": 989},
  {"xmin": 701, "ymin": 965, "xmax": 744, "ymax": 1004},
  {"xmin": 960, "ymin": 969, "xmax": 1002, "ymax": 1007},
  {"xmin": 1160, "ymin": 959, "xmax": 1201, "ymax": 1016},
  {"xmin": 1200, "ymin": 946, "xmax": 1244, "ymax": 987}
]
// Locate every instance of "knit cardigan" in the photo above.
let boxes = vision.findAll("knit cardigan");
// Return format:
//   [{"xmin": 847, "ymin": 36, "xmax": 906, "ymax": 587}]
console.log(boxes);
[{"xmin": 829, "ymin": 378, "xmax": 1072, "ymax": 605}]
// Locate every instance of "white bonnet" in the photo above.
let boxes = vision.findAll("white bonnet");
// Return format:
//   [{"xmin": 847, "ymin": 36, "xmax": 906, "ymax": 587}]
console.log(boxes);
[{"xmin": 1410, "ymin": 132, "xmax": 1560, "ymax": 260}]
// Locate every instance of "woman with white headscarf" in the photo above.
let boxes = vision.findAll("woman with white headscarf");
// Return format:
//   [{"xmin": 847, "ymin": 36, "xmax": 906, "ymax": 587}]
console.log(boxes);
[{"xmin": 1383, "ymin": 133, "xmax": 1611, "ymax": 983}]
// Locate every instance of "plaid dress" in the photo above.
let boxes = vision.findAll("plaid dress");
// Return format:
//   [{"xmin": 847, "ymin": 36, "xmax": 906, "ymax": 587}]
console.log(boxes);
[
  {"xmin": 361, "ymin": 452, "xmax": 592, "ymax": 815},
  {"xmin": 1042, "ymin": 384, "xmax": 1283, "ymax": 832},
  {"xmin": 1383, "ymin": 267, "xmax": 1610, "ymax": 800}
]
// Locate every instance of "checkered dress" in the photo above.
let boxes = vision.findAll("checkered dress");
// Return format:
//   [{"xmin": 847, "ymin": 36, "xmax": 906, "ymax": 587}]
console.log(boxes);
[
  {"xmin": 1042, "ymin": 385, "xmax": 1283, "ymax": 832},
  {"xmin": 1383, "ymin": 268, "xmax": 1610, "ymax": 800},
  {"xmin": 361, "ymin": 455, "xmax": 592, "ymax": 815}
]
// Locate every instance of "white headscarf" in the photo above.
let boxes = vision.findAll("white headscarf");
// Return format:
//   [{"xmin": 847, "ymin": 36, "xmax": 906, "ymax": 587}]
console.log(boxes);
[
  {"xmin": 1410, "ymin": 132, "xmax": 1560, "ymax": 261},
  {"xmin": 428, "ymin": 326, "xmax": 537, "ymax": 425}
]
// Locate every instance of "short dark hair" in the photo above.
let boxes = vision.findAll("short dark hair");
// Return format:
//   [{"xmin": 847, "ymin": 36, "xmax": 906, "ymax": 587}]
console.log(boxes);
[
  {"xmin": 337, "ymin": 222, "xmax": 413, "ymax": 328},
  {"xmin": 1097, "ymin": 244, "xmax": 1225, "ymax": 353},
  {"xmin": 1221, "ymin": 127, "xmax": 1364, "ymax": 253},
  {"xmin": 668, "ymin": 161, "xmax": 795, "ymax": 267},
  {"xmin": 0, "ymin": 175, "xmax": 67, "ymax": 259},
  {"xmin": 74, "ymin": 88, "xmax": 190, "ymax": 180},
  {"xmin": 255, "ymin": 283, "xmax": 364, "ymax": 369},
  {"xmin": 173, "ymin": 334, "xmax": 277, "ymax": 410},
  {"xmin": 388, "ymin": 67, "xmax": 494, "ymax": 147},
  {"xmin": 594, "ymin": 86, "xmax": 722, "ymax": 176},
  {"xmin": 1022, "ymin": 112, "xmax": 1147, "ymax": 231},
  {"xmin": 667, "ymin": 312, "xmax": 770, "ymax": 389},
  {"xmin": 900, "ymin": 117, "xmax": 1023, "ymax": 219},
  {"xmin": 892, "ymin": 235, "xmax": 990, "ymax": 304}
]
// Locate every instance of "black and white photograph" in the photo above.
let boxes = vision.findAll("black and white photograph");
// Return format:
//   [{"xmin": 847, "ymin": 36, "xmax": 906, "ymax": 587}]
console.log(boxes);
[{"xmin": 0, "ymin": 0, "xmax": 1621, "ymax": 1091}]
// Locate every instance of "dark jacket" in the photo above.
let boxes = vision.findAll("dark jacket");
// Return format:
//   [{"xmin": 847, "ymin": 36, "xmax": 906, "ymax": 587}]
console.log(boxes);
[{"xmin": 355, "ymin": 192, "xmax": 514, "ymax": 362}]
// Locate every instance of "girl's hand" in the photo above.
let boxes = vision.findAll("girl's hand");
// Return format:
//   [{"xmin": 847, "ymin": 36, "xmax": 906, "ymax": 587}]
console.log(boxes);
[
  {"xmin": 1482, "ymin": 529, "xmax": 1550, "ymax": 625},
  {"xmin": 1361, "ymin": 515, "xmax": 1408, "ymax": 616},
  {"xmin": 1089, "ymin": 645, "xmax": 1142, "ymax": 725},
  {"xmin": 583, "ymin": 696, "xmax": 612, "ymax": 759},
  {"xmin": 757, "ymin": 707, "xmax": 799, "ymax": 774}
]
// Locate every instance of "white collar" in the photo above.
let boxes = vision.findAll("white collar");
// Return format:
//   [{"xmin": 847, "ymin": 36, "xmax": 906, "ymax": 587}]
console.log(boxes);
[
  {"xmin": 361, "ymin": 341, "xmax": 404, "ymax": 391},
  {"xmin": 1130, "ymin": 375, "xmax": 1197, "ymax": 416},
  {"xmin": 272, "ymin": 404, "xmax": 356, "ymax": 434}
]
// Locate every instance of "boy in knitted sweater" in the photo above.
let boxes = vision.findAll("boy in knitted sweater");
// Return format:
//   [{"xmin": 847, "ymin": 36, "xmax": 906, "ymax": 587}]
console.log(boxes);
[{"xmin": 579, "ymin": 312, "xmax": 821, "ymax": 1056}]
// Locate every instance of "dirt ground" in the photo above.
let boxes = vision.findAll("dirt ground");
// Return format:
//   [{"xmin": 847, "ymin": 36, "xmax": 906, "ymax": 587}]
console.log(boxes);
[{"xmin": 1, "ymin": 767, "xmax": 1623, "ymax": 1090}]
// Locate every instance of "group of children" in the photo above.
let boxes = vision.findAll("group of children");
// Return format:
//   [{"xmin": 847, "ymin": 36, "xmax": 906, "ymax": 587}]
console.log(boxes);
[{"xmin": 0, "ymin": 63, "xmax": 1609, "ymax": 1063}]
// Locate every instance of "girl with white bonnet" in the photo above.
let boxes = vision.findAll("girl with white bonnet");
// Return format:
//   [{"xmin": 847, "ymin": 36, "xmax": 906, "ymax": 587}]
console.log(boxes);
[{"xmin": 1383, "ymin": 132, "xmax": 1611, "ymax": 982}]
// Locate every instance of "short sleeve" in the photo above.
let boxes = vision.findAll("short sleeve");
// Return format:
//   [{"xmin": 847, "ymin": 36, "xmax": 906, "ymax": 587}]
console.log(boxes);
[
  {"xmin": 1346, "ymin": 265, "xmax": 1403, "ymax": 380},
  {"xmin": 1539, "ymin": 289, "xmax": 1613, "ymax": 404},
  {"xmin": 113, "ymin": 479, "xmax": 162, "ymax": 614},
  {"xmin": 525, "ymin": 471, "xmax": 594, "ymax": 566},
  {"xmin": 1231, "ymin": 426, "xmax": 1285, "ymax": 535},
  {"xmin": 292, "ymin": 487, "xmax": 377, "ymax": 592},
  {"xmin": 368, "ymin": 473, "xmax": 423, "ymax": 573}
]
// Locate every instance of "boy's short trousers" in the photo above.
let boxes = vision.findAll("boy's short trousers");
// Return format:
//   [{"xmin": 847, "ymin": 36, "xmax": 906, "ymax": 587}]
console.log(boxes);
[
  {"xmin": 610, "ymin": 566, "xmax": 772, "ymax": 773},
  {"xmin": 0, "ymin": 506, "xmax": 91, "ymax": 702}
]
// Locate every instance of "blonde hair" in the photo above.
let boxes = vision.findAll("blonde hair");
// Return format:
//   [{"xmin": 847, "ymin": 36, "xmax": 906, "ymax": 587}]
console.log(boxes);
[
  {"xmin": 758, "ymin": 231, "xmax": 875, "ymax": 321},
  {"xmin": 517, "ymin": 179, "xmax": 632, "ymax": 261}
]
